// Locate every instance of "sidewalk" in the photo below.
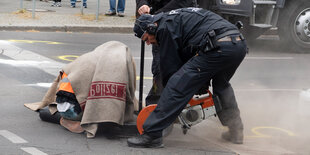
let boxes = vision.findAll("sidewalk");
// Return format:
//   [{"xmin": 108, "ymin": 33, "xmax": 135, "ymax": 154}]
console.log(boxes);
[{"xmin": 0, "ymin": 0, "xmax": 136, "ymax": 33}]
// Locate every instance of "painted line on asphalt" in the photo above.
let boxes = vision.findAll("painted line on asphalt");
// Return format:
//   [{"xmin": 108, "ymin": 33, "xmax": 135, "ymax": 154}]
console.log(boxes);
[
  {"xmin": 58, "ymin": 55, "xmax": 79, "ymax": 62},
  {"xmin": 0, "ymin": 40, "xmax": 64, "ymax": 76},
  {"xmin": 8, "ymin": 39, "xmax": 63, "ymax": 45},
  {"xmin": 0, "ymin": 58, "xmax": 50, "ymax": 67},
  {"xmin": 0, "ymin": 130, "xmax": 28, "ymax": 144},
  {"xmin": 133, "ymin": 57, "xmax": 153, "ymax": 60},
  {"xmin": 0, "ymin": 130, "xmax": 48, "ymax": 154},
  {"xmin": 248, "ymin": 126, "xmax": 296, "ymax": 138},
  {"xmin": 25, "ymin": 83, "xmax": 53, "ymax": 88},
  {"xmin": 136, "ymin": 76, "xmax": 153, "ymax": 80},
  {"xmin": 21, "ymin": 147, "xmax": 48, "ymax": 155}
]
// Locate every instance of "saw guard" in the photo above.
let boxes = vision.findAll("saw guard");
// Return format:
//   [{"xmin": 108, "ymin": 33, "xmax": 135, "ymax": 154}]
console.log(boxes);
[
  {"xmin": 136, "ymin": 91, "xmax": 215, "ymax": 135},
  {"xmin": 136, "ymin": 104, "xmax": 157, "ymax": 135},
  {"xmin": 189, "ymin": 90, "xmax": 214, "ymax": 108}
]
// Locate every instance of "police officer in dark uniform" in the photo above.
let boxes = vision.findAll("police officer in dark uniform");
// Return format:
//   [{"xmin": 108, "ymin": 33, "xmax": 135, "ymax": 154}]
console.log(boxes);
[
  {"xmin": 128, "ymin": 8, "xmax": 247, "ymax": 148},
  {"xmin": 136, "ymin": 0, "xmax": 196, "ymax": 106}
]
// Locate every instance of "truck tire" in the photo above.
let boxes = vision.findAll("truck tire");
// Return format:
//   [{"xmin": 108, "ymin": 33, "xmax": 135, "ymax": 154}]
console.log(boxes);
[{"xmin": 278, "ymin": 0, "xmax": 310, "ymax": 52}]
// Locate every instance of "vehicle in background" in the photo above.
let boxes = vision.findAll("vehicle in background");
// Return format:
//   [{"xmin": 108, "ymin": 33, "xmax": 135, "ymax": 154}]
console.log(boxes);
[{"xmin": 198, "ymin": 0, "xmax": 310, "ymax": 52}]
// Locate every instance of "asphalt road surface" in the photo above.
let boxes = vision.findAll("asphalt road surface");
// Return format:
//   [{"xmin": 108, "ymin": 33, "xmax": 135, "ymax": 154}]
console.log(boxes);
[{"xmin": 0, "ymin": 31, "xmax": 310, "ymax": 155}]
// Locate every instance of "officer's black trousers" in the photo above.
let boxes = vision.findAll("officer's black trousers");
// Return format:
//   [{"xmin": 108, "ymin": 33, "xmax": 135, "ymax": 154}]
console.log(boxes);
[{"xmin": 143, "ymin": 36, "xmax": 247, "ymax": 137}]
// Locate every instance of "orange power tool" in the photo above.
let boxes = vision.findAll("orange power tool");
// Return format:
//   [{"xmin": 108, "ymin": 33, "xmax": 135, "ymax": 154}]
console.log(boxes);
[{"xmin": 136, "ymin": 90, "xmax": 221, "ymax": 135}]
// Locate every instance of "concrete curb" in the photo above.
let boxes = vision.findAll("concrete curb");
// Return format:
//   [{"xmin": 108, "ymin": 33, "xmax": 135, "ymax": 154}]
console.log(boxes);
[{"xmin": 0, "ymin": 25, "xmax": 134, "ymax": 33}]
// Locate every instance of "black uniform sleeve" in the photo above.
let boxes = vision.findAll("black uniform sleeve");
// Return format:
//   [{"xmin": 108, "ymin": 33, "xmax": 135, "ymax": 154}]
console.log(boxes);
[
  {"xmin": 157, "ymin": 25, "xmax": 184, "ymax": 85},
  {"xmin": 155, "ymin": 0, "xmax": 194, "ymax": 14}
]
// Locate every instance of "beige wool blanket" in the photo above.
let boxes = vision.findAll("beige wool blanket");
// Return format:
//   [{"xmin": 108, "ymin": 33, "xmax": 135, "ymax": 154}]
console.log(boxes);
[{"xmin": 24, "ymin": 41, "xmax": 138, "ymax": 138}]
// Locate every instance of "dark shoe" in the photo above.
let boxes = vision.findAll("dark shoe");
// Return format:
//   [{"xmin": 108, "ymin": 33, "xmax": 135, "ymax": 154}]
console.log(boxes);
[
  {"xmin": 105, "ymin": 10, "xmax": 116, "ymax": 16},
  {"xmin": 70, "ymin": 4, "xmax": 76, "ymax": 8},
  {"xmin": 127, "ymin": 134, "xmax": 164, "ymax": 148},
  {"xmin": 222, "ymin": 129, "xmax": 243, "ymax": 144},
  {"xmin": 39, "ymin": 107, "xmax": 61, "ymax": 124},
  {"xmin": 83, "ymin": 3, "xmax": 87, "ymax": 8},
  {"xmin": 118, "ymin": 12, "xmax": 125, "ymax": 17}
]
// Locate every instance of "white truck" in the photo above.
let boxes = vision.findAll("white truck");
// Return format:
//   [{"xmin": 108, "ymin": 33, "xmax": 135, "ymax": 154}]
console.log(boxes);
[{"xmin": 198, "ymin": 0, "xmax": 310, "ymax": 52}]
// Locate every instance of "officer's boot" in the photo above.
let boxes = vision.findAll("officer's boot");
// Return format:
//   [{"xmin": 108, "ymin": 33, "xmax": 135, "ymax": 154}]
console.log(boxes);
[
  {"xmin": 222, "ymin": 127, "xmax": 243, "ymax": 144},
  {"xmin": 127, "ymin": 132, "xmax": 163, "ymax": 148},
  {"xmin": 221, "ymin": 114, "xmax": 244, "ymax": 144}
]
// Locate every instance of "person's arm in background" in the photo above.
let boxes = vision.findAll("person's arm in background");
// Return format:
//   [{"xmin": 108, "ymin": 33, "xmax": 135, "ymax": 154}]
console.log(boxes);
[
  {"xmin": 155, "ymin": 0, "xmax": 196, "ymax": 14},
  {"xmin": 136, "ymin": 0, "xmax": 150, "ymax": 17}
]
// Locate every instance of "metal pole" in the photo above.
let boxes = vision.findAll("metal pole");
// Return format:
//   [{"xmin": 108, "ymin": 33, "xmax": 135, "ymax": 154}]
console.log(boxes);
[
  {"xmin": 139, "ymin": 40, "xmax": 145, "ymax": 112},
  {"xmin": 96, "ymin": 0, "xmax": 100, "ymax": 21},
  {"xmin": 32, "ymin": 0, "xmax": 35, "ymax": 19},
  {"xmin": 80, "ymin": 0, "xmax": 84, "ymax": 15},
  {"xmin": 20, "ymin": 0, "xmax": 23, "ymax": 10}
]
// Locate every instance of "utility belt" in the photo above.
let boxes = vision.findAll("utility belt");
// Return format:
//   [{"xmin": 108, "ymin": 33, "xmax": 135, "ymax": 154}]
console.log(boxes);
[{"xmin": 201, "ymin": 29, "xmax": 245, "ymax": 52}]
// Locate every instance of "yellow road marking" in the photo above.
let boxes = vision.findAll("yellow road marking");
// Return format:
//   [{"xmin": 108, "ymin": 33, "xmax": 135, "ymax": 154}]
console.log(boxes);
[
  {"xmin": 8, "ymin": 40, "xmax": 63, "ymax": 45},
  {"xmin": 58, "ymin": 55, "xmax": 78, "ymax": 62},
  {"xmin": 136, "ymin": 76, "xmax": 153, "ymax": 80},
  {"xmin": 25, "ymin": 30, "xmax": 40, "ymax": 33},
  {"xmin": 248, "ymin": 126, "xmax": 296, "ymax": 138}
]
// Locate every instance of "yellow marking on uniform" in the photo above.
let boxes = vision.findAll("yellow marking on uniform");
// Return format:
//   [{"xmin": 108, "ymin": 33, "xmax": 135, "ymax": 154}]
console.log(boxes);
[
  {"xmin": 248, "ymin": 126, "xmax": 296, "ymax": 138},
  {"xmin": 8, "ymin": 40, "xmax": 63, "ymax": 45},
  {"xmin": 58, "ymin": 55, "xmax": 78, "ymax": 62}
]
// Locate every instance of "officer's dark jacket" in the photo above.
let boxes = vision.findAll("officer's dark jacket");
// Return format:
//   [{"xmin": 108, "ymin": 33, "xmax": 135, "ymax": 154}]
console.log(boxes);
[
  {"xmin": 155, "ymin": 8, "xmax": 239, "ymax": 85},
  {"xmin": 136, "ymin": 0, "xmax": 195, "ymax": 15}
]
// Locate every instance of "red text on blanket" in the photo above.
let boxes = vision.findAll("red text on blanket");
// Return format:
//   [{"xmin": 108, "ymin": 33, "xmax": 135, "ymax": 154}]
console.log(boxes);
[{"xmin": 88, "ymin": 81, "xmax": 126, "ymax": 101}]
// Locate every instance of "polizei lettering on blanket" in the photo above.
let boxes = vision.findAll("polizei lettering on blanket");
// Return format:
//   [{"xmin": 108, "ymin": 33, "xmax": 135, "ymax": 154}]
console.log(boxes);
[{"xmin": 88, "ymin": 81, "xmax": 126, "ymax": 101}]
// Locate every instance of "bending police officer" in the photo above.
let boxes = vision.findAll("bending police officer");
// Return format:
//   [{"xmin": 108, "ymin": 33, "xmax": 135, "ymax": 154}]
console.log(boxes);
[
  {"xmin": 136, "ymin": 0, "xmax": 196, "ymax": 106},
  {"xmin": 128, "ymin": 8, "xmax": 247, "ymax": 148}
]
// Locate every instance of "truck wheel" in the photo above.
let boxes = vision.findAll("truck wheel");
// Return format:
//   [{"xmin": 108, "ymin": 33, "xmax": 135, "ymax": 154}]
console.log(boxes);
[{"xmin": 278, "ymin": 0, "xmax": 310, "ymax": 52}]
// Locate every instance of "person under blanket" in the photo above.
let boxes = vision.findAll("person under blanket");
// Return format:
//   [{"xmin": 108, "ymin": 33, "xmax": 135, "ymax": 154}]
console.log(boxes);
[{"xmin": 24, "ymin": 41, "xmax": 138, "ymax": 138}]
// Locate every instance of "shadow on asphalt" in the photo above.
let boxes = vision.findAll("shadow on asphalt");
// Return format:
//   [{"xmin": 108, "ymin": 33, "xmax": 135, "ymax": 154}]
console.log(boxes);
[{"xmin": 95, "ymin": 122, "xmax": 138, "ymax": 139}]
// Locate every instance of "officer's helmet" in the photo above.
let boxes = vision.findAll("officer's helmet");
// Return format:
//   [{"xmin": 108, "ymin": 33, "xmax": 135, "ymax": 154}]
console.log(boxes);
[
  {"xmin": 133, "ymin": 14, "xmax": 155, "ymax": 38},
  {"xmin": 134, "ymin": 13, "xmax": 163, "ymax": 38}
]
